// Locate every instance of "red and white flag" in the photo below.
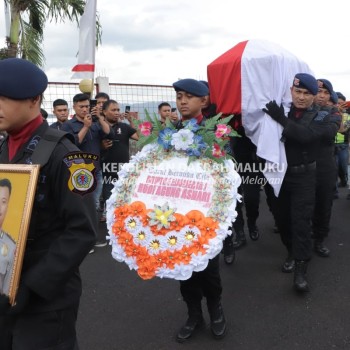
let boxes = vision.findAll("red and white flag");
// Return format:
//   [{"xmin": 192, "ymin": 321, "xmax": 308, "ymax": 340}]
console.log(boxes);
[
  {"xmin": 207, "ymin": 39, "xmax": 313, "ymax": 196},
  {"xmin": 71, "ymin": 0, "xmax": 97, "ymax": 79}
]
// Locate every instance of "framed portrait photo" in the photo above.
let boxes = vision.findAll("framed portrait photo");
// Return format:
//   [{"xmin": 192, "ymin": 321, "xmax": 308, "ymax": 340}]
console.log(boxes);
[{"xmin": 0, "ymin": 164, "xmax": 40, "ymax": 305}]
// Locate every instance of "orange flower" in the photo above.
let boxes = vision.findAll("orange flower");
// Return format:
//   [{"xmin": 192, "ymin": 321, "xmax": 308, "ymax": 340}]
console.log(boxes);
[
  {"xmin": 129, "ymin": 201, "xmax": 146, "ymax": 216},
  {"xmin": 188, "ymin": 241, "xmax": 206, "ymax": 255},
  {"xmin": 160, "ymin": 251, "xmax": 177, "ymax": 269},
  {"xmin": 173, "ymin": 213, "xmax": 189, "ymax": 228},
  {"xmin": 197, "ymin": 217, "xmax": 218, "ymax": 239},
  {"xmin": 114, "ymin": 205, "xmax": 131, "ymax": 220},
  {"xmin": 197, "ymin": 216, "xmax": 218, "ymax": 229},
  {"xmin": 112, "ymin": 220, "xmax": 127, "ymax": 236},
  {"xmin": 117, "ymin": 231, "xmax": 133, "ymax": 249},
  {"xmin": 173, "ymin": 247, "xmax": 192, "ymax": 265},
  {"xmin": 137, "ymin": 265, "xmax": 156, "ymax": 280},
  {"xmin": 186, "ymin": 210, "xmax": 204, "ymax": 226},
  {"xmin": 125, "ymin": 243, "xmax": 148, "ymax": 258},
  {"xmin": 137, "ymin": 254, "xmax": 157, "ymax": 279},
  {"xmin": 197, "ymin": 234, "xmax": 209, "ymax": 246},
  {"xmin": 142, "ymin": 209, "xmax": 153, "ymax": 226}
]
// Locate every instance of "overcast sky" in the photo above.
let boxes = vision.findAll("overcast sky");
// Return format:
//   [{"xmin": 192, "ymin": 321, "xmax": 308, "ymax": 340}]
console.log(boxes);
[{"xmin": 1, "ymin": 0, "xmax": 350, "ymax": 99}]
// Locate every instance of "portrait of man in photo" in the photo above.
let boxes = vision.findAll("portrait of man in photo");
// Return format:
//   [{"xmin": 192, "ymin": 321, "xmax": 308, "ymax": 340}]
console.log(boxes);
[{"xmin": 0, "ymin": 178, "xmax": 16, "ymax": 295}]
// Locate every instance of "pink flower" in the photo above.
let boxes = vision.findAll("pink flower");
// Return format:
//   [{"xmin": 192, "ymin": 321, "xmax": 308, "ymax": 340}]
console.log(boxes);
[
  {"xmin": 212, "ymin": 143, "xmax": 225, "ymax": 158},
  {"xmin": 139, "ymin": 121, "xmax": 152, "ymax": 136},
  {"xmin": 215, "ymin": 124, "xmax": 231, "ymax": 138}
]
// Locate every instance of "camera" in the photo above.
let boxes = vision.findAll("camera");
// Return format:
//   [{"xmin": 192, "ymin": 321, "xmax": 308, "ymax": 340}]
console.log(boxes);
[
  {"xmin": 125, "ymin": 105, "xmax": 131, "ymax": 113},
  {"xmin": 89, "ymin": 99, "xmax": 97, "ymax": 114},
  {"xmin": 171, "ymin": 107, "xmax": 176, "ymax": 112}
]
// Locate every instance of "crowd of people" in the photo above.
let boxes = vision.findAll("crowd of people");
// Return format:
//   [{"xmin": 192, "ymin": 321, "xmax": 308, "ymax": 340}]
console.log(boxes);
[{"xmin": 0, "ymin": 57, "xmax": 349, "ymax": 348}]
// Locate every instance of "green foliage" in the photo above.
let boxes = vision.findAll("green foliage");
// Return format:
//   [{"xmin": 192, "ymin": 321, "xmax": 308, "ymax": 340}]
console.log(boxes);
[
  {"xmin": 4, "ymin": 0, "xmax": 102, "ymax": 65},
  {"xmin": 134, "ymin": 110, "xmax": 240, "ymax": 164}
]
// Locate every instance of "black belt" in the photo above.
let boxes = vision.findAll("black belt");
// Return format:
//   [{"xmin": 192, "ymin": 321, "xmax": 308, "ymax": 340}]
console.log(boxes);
[{"xmin": 288, "ymin": 161, "xmax": 316, "ymax": 174}]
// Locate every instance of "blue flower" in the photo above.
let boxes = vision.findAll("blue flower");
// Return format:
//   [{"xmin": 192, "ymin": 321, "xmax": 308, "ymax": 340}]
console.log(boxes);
[
  {"xmin": 158, "ymin": 128, "xmax": 176, "ymax": 150},
  {"xmin": 183, "ymin": 118, "xmax": 200, "ymax": 132},
  {"xmin": 186, "ymin": 135, "xmax": 207, "ymax": 157}
]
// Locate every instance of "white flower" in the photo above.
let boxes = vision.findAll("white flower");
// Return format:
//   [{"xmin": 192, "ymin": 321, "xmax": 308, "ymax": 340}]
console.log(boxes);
[
  {"xmin": 124, "ymin": 216, "xmax": 142, "ymax": 233},
  {"xmin": 172, "ymin": 263, "xmax": 193, "ymax": 280},
  {"xmin": 164, "ymin": 231, "xmax": 185, "ymax": 250},
  {"xmin": 148, "ymin": 236, "xmax": 165, "ymax": 255},
  {"xmin": 131, "ymin": 227, "xmax": 152, "ymax": 247},
  {"xmin": 171, "ymin": 129, "xmax": 194, "ymax": 150},
  {"xmin": 180, "ymin": 225, "xmax": 201, "ymax": 246}
]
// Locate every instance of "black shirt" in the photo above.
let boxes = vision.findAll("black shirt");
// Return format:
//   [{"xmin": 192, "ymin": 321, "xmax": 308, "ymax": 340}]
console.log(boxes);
[
  {"xmin": 282, "ymin": 105, "xmax": 340, "ymax": 167},
  {"xmin": 102, "ymin": 122, "xmax": 136, "ymax": 164}
]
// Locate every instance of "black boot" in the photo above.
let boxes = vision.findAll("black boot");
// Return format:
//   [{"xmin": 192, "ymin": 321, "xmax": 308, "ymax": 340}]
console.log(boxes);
[
  {"xmin": 232, "ymin": 229, "xmax": 247, "ymax": 249},
  {"xmin": 207, "ymin": 302, "xmax": 226, "ymax": 339},
  {"xmin": 176, "ymin": 303, "xmax": 204, "ymax": 343},
  {"xmin": 294, "ymin": 260, "xmax": 309, "ymax": 292},
  {"xmin": 282, "ymin": 253, "xmax": 295, "ymax": 273},
  {"xmin": 314, "ymin": 239, "xmax": 330, "ymax": 257},
  {"xmin": 223, "ymin": 237, "xmax": 235, "ymax": 265},
  {"xmin": 248, "ymin": 223, "xmax": 260, "ymax": 241}
]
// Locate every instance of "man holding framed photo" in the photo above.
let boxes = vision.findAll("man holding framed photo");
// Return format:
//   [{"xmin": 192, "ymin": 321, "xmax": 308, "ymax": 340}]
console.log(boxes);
[{"xmin": 0, "ymin": 58, "xmax": 97, "ymax": 350}]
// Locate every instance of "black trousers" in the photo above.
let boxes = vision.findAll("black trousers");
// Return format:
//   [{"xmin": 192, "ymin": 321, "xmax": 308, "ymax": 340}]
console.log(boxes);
[
  {"xmin": 312, "ymin": 170, "xmax": 336, "ymax": 240},
  {"xmin": 180, "ymin": 255, "xmax": 222, "ymax": 307},
  {"xmin": 232, "ymin": 175, "xmax": 276, "ymax": 233},
  {"xmin": 0, "ymin": 306, "xmax": 79, "ymax": 350},
  {"xmin": 101, "ymin": 172, "xmax": 118, "ymax": 203},
  {"xmin": 274, "ymin": 170, "xmax": 316, "ymax": 261}
]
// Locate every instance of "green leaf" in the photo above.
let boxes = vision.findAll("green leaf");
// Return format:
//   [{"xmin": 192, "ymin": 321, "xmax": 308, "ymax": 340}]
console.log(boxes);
[
  {"xmin": 137, "ymin": 133, "xmax": 158, "ymax": 148},
  {"xmin": 217, "ymin": 115, "xmax": 234, "ymax": 125},
  {"xmin": 165, "ymin": 119, "xmax": 176, "ymax": 129}
]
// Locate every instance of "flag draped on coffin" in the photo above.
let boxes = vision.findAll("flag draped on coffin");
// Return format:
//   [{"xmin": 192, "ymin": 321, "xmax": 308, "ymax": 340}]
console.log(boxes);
[
  {"xmin": 207, "ymin": 39, "xmax": 313, "ymax": 196},
  {"xmin": 71, "ymin": 0, "xmax": 97, "ymax": 79}
]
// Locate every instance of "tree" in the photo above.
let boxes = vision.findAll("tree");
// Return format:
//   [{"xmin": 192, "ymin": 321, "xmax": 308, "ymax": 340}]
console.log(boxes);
[{"xmin": 1, "ymin": 0, "xmax": 101, "ymax": 66}]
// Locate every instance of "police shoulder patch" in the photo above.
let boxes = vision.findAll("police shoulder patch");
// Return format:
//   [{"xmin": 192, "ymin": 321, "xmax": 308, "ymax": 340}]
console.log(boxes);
[{"xmin": 63, "ymin": 152, "xmax": 98, "ymax": 195}]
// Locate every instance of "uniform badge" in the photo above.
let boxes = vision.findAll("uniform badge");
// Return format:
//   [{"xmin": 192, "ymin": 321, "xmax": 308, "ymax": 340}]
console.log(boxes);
[
  {"xmin": 1, "ymin": 243, "xmax": 8, "ymax": 257},
  {"xmin": 63, "ymin": 152, "xmax": 97, "ymax": 195}
]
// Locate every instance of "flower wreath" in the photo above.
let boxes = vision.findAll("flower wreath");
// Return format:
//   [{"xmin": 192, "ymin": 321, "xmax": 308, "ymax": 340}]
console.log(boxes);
[{"xmin": 106, "ymin": 112, "xmax": 241, "ymax": 280}]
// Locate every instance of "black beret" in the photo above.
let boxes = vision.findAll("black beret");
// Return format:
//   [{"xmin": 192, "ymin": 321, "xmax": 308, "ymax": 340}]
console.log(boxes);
[
  {"xmin": 173, "ymin": 78, "xmax": 209, "ymax": 97},
  {"xmin": 330, "ymin": 91, "xmax": 338, "ymax": 104},
  {"xmin": 0, "ymin": 58, "xmax": 48, "ymax": 99},
  {"xmin": 336, "ymin": 92, "xmax": 346, "ymax": 101},
  {"xmin": 317, "ymin": 79, "xmax": 333, "ymax": 94},
  {"xmin": 293, "ymin": 73, "xmax": 318, "ymax": 95}
]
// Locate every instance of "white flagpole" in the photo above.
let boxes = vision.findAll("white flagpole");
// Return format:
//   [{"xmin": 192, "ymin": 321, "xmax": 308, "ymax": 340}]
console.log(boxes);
[
  {"xmin": 4, "ymin": 0, "xmax": 11, "ymax": 37},
  {"xmin": 71, "ymin": 0, "xmax": 97, "ymax": 86}
]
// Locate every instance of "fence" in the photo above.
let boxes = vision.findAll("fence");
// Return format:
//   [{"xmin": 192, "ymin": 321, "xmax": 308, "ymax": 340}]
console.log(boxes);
[{"xmin": 42, "ymin": 81, "xmax": 176, "ymax": 124}]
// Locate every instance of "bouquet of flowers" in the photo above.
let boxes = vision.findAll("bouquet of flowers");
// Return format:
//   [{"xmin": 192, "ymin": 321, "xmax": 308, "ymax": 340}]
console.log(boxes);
[{"xmin": 134, "ymin": 111, "xmax": 239, "ymax": 164}]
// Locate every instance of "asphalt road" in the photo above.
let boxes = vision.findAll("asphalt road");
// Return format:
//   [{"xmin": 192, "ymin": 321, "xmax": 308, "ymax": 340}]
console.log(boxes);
[{"xmin": 77, "ymin": 188, "xmax": 350, "ymax": 350}]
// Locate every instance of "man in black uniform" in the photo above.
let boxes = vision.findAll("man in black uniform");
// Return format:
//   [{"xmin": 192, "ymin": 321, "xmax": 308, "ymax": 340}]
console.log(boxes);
[
  {"xmin": 0, "ymin": 58, "xmax": 97, "ymax": 349},
  {"xmin": 312, "ymin": 80, "xmax": 341, "ymax": 257},
  {"xmin": 50, "ymin": 98, "xmax": 69, "ymax": 130},
  {"xmin": 263, "ymin": 73, "xmax": 340, "ymax": 292},
  {"xmin": 172, "ymin": 79, "xmax": 226, "ymax": 342}
]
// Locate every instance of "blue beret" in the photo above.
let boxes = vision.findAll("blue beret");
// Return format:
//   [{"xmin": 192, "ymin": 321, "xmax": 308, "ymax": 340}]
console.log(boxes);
[
  {"xmin": 293, "ymin": 73, "xmax": 318, "ymax": 95},
  {"xmin": 317, "ymin": 79, "xmax": 333, "ymax": 94},
  {"xmin": 330, "ymin": 91, "xmax": 338, "ymax": 104},
  {"xmin": 0, "ymin": 58, "xmax": 48, "ymax": 99},
  {"xmin": 173, "ymin": 79, "xmax": 209, "ymax": 97},
  {"xmin": 336, "ymin": 92, "xmax": 346, "ymax": 101}
]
